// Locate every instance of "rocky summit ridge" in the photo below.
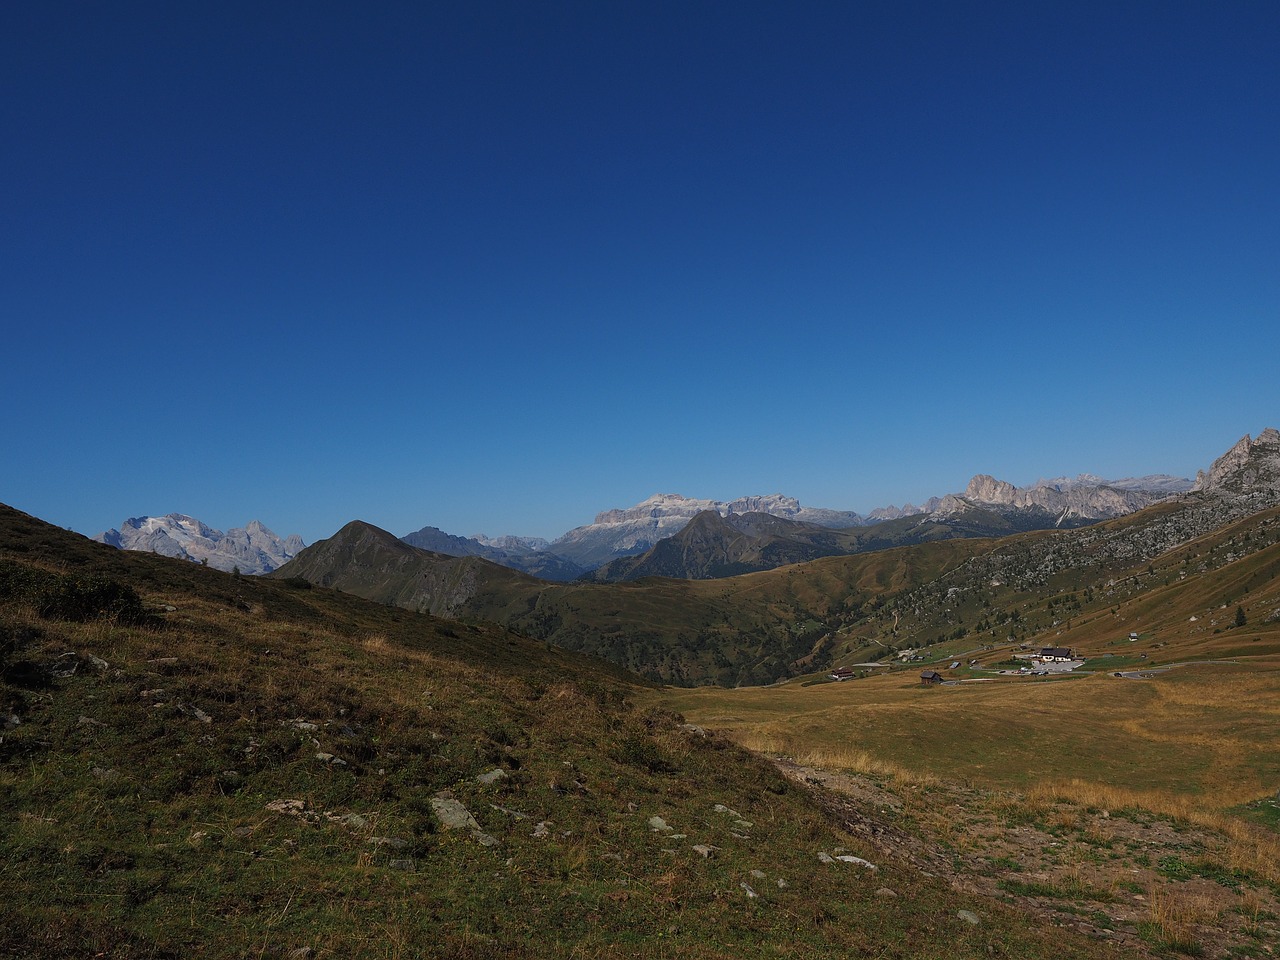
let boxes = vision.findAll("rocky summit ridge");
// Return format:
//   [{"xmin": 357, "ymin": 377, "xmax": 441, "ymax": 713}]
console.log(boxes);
[
  {"xmin": 1193, "ymin": 428, "xmax": 1280, "ymax": 495},
  {"xmin": 100, "ymin": 433, "xmax": 1277, "ymax": 580},
  {"xmin": 94, "ymin": 514, "xmax": 304, "ymax": 575},
  {"xmin": 548, "ymin": 493, "xmax": 866, "ymax": 570},
  {"xmin": 587, "ymin": 492, "xmax": 864, "ymax": 527},
  {"xmin": 1037, "ymin": 473, "xmax": 1194, "ymax": 494},
  {"xmin": 931, "ymin": 474, "xmax": 1172, "ymax": 527}
]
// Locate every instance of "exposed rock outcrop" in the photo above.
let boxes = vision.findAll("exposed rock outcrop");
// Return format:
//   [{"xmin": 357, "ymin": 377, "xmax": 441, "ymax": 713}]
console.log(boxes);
[
  {"xmin": 550, "ymin": 493, "xmax": 866, "ymax": 570},
  {"xmin": 94, "ymin": 514, "xmax": 304, "ymax": 574},
  {"xmin": 933, "ymin": 474, "xmax": 1175, "ymax": 526},
  {"xmin": 1193, "ymin": 428, "xmax": 1280, "ymax": 494}
]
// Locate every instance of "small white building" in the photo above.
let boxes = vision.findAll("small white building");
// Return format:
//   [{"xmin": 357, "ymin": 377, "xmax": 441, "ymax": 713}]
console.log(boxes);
[{"xmin": 1038, "ymin": 646, "xmax": 1074, "ymax": 662}]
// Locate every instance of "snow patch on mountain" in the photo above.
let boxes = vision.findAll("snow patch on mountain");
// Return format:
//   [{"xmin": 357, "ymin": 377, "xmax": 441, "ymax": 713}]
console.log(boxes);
[
  {"xmin": 94, "ymin": 514, "xmax": 305, "ymax": 574},
  {"xmin": 549, "ymin": 493, "xmax": 866, "ymax": 570},
  {"xmin": 471, "ymin": 534, "xmax": 552, "ymax": 552}
]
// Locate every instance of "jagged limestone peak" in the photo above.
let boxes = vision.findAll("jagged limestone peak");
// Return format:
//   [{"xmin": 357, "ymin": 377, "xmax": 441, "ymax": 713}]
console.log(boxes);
[{"xmin": 1193, "ymin": 428, "xmax": 1280, "ymax": 494}]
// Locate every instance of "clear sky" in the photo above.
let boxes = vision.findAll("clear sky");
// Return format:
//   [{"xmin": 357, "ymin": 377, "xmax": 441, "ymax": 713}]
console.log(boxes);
[{"xmin": 3, "ymin": 1, "xmax": 1277, "ymax": 545}]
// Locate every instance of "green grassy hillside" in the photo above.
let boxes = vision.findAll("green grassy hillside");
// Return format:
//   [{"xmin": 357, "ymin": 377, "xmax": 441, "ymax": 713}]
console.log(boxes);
[
  {"xmin": 274, "ymin": 520, "xmax": 997, "ymax": 686},
  {"xmin": 833, "ymin": 500, "xmax": 1280, "ymax": 669},
  {"xmin": 1, "ymin": 503, "xmax": 1119, "ymax": 959},
  {"xmin": 273, "ymin": 486, "xmax": 1280, "ymax": 688}
]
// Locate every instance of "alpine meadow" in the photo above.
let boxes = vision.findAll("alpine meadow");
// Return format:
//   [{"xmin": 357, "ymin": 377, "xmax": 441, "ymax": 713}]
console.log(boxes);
[
  {"xmin": 5, "ymin": 4, "xmax": 1280, "ymax": 958},
  {"xmin": 5, "ymin": 429, "xmax": 1280, "ymax": 957}
]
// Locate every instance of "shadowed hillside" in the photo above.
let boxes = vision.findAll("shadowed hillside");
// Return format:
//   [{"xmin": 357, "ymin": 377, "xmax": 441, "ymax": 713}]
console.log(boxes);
[{"xmin": 274, "ymin": 521, "xmax": 993, "ymax": 686}]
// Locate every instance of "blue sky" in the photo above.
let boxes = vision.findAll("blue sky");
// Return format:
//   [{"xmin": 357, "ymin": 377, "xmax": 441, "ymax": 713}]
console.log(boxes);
[{"xmin": 3, "ymin": 1, "xmax": 1277, "ymax": 544}]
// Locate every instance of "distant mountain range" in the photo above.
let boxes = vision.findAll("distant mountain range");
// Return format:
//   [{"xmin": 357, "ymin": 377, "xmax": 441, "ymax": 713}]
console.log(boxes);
[
  {"xmin": 931, "ymin": 473, "xmax": 1178, "ymax": 525},
  {"xmin": 1036, "ymin": 473, "xmax": 1194, "ymax": 494},
  {"xmin": 401, "ymin": 525, "xmax": 586, "ymax": 581},
  {"xmin": 542, "ymin": 493, "xmax": 865, "ymax": 571},
  {"xmin": 584, "ymin": 474, "xmax": 1182, "ymax": 583},
  {"xmin": 94, "ymin": 463, "xmax": 1201, "ymax": 580},
  {"xmin": 93, "ymin": 515, "xmax": 305, "ymax": 575},
  {"xmin": 407, "ymin": 475, "xmax": 1192, "ymax": 580},
  {"xmin": 264, "ymin": 427, "xmax": 1280, "ymax": 685}
]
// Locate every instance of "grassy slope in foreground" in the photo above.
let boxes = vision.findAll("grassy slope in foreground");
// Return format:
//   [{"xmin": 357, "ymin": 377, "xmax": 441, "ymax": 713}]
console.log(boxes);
[
  {"xmin": 652, "ymin": 663, "xmax": 1280, "ymax": 958},
  {"xmin": 0, "ymin": 503, "xmax": 1113, "ymax": 960}
]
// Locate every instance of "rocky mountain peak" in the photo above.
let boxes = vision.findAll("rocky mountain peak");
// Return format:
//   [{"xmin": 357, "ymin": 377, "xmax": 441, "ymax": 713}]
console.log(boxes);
[
  {"xmin": 472, "ymin": 533, "xmax": 551, "ymax": 552},
  {"xmin": 932, "ymin": 494, "xmax": 971, "ymax": 517},
  {"xmin": 964, "ymin": 475, "xmax": 1019, "ymax": 504},
  {"xmin": 592, "ymin": 494, "xmax": 717, "ymax": 525},
  {"xmin": 93, "ymin": 513, "xmax": 305, "ymax": 574},
  {"xmin": 866, "ymin": 500, "xmax": 940, "ymax": 521},
  {"xmin": 934, "ymin": 471, "xmax": 1175, "ymax": 524},
  {"xmin": 724, "ymin": 494, "xmax": 802, "ymax": 516},
  {"xmin": 554, "ymin": 492, "xmax": 864, "ymax": 571},
  {"xmin": 1193, "ymin": 428, "xmax": 1280, "ymax": 494}
]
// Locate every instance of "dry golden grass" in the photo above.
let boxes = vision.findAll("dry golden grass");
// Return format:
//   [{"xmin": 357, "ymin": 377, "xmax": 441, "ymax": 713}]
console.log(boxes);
[
  {"xmin": 1083, "ymin": 818, "xmax": 1115, "ymax": 846},
  {"xmin": 360, "ymin": 632, "xmax": 390, "ymax": 652},
  {"xmin": 1145, "ymin": 889, "xmax": 1221, "ymax": 953},
  {"xmin": 786, "ymin": 743, "xmax": 943, "ymax": 787},
  {"xmin": 657, "ymin": 662, "xmax": 1280, "ymax": 799},
  {"xmin": 1049, "ymin": 807, "xmax": 1080, "ymax": 832},
  {"xmin": 653, "ymin": 656, "xmax": 1280, "ymax": 912},
  {"xmin": 1020, "ymin": 778, "xmax": 1280, "ymax": 886},
  {"xmin": 1217, "ymin": 817, "xmax": 1280, "ymax": 885}
]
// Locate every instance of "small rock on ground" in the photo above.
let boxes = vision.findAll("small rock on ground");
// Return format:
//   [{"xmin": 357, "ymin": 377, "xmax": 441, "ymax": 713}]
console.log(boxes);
[
  {"xmin": 836, "ymin": 854, "xmax": 878, "ymax": 870},
  {"xmin": 431, "ymin": 796, "xmax": 482, "ymax": 832}
]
